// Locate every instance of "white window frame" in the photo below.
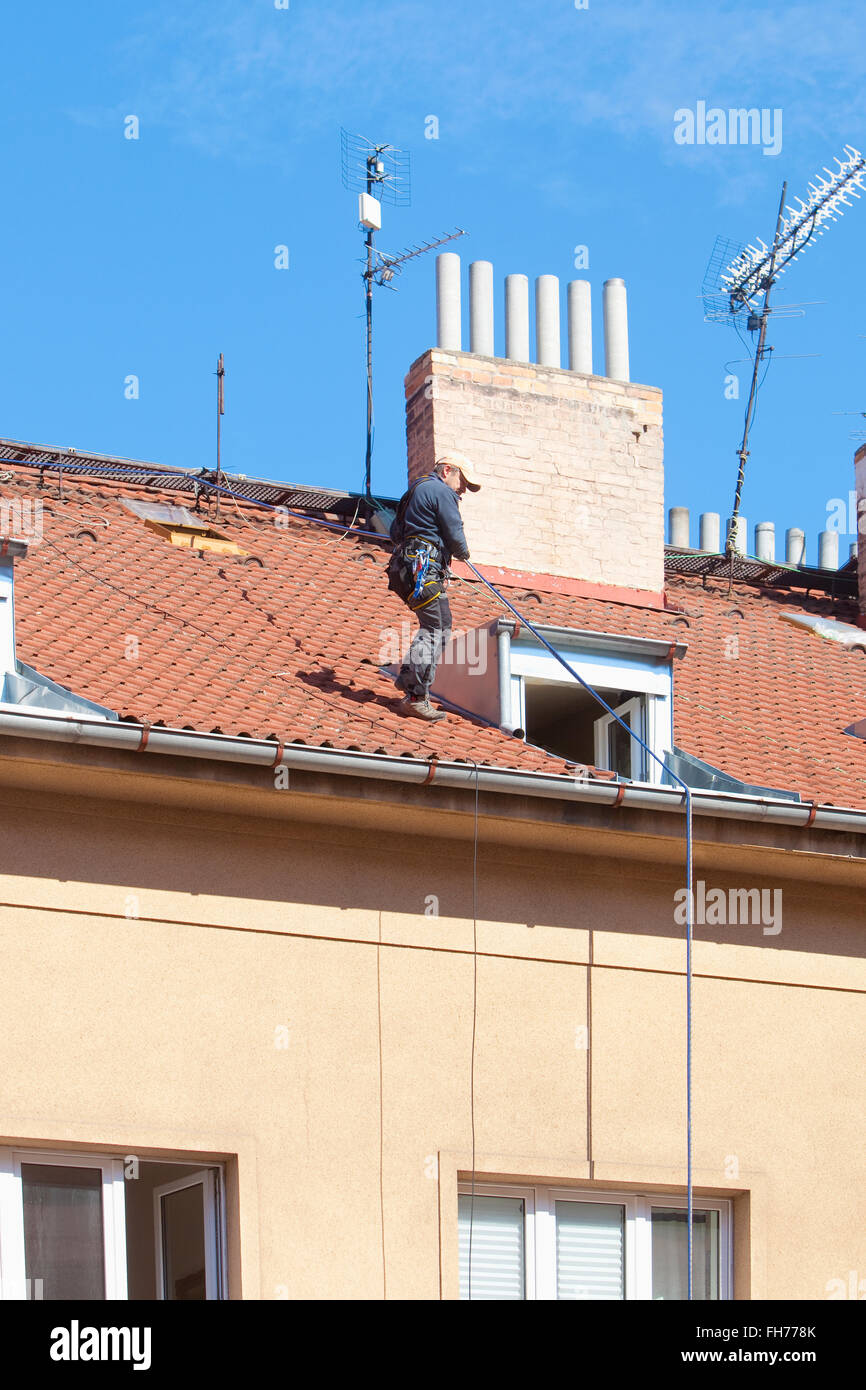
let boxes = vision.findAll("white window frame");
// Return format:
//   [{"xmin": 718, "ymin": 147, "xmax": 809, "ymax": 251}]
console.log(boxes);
[
  {"xmin": 0, "ymin": 1148, "xmax": 226, "ymax": 1301},
  {"xmin": 458, "ymin": 1183, "xmax": 732, "ymax": 1301},
  {"xmin": 0, "ymin": 1150, "xmax": 127, "ymax": 1300},
  {"xmin": 153, "ymin": 1168, "xmax": 221, "ymax": 1301},
  {"xmin": 593, "ymin": 695, "xmax": 647, "ymax": 781}
]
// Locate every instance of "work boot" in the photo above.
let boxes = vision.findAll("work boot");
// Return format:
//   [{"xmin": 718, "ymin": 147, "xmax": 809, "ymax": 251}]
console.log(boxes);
[{"xmin": 401, "ymin": 696, "xmax": 447, "ymax": 722}]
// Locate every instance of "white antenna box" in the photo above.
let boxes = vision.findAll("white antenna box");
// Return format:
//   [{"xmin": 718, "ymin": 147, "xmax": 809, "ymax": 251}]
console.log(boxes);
[{"xmin": 358, "ymin": 193, "xmax": 382, "ymax": 230}]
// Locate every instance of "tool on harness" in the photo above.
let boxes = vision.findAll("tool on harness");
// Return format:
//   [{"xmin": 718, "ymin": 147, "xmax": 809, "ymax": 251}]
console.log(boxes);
[
  {"xmin": 387, "ymin": 537, "xmax": 445, "ymax": 609},
  {"xmin": 408, "ymin": 539, "xmax": 433, "ymax": 601}
]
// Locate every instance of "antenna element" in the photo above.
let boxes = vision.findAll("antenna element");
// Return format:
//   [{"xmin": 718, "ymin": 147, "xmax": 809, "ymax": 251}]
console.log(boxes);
[{"xmin": 702, "ymin": 145, "xmax": 866, "ymax": 557}]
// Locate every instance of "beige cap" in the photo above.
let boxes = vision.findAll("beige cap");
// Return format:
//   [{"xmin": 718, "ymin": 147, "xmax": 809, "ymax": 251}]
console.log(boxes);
[{"xmin": 435, "ymin": 451, "xmax": 481, "ymax": 491}]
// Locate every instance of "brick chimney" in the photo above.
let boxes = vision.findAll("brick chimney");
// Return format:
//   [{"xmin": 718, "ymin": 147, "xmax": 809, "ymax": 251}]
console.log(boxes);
[
  {"xmin": 404, "ymin": 257, "xmax": 665, "ymax": 596},
  {"xmin": 856, "ymin": 443, "xmax": 866, "ymax": 621}
]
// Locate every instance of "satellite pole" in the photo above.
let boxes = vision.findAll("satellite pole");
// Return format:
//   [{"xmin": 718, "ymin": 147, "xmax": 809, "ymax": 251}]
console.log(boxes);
[
  {"xmin": 215, "ymin": 352, "xmax": 225, "ymax": 521},
  {"xmin": 703, "ymin": 144, "xmax": 866, "ymax": 557},
  {"xmin": 341, "ymin": 129, "xmax": 465, "ymax": 498}
]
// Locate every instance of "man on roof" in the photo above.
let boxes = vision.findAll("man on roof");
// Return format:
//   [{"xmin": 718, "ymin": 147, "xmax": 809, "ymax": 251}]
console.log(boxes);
[{"xmin": 386, "ymin": 452, "xmax": 481, "ymax": 721}]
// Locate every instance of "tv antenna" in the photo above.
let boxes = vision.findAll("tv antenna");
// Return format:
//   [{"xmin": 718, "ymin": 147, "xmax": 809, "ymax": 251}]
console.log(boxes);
[
  {"xmin": 341, "ymin": 128, "xmax": 466, "ymax": 498},
  {"xmin": 702, "ymin": 144, "xmax": 866, "ymax": 555},
  {"xmin": 833, "ymin": 409, "xmax": 866, "ymax": 441}
]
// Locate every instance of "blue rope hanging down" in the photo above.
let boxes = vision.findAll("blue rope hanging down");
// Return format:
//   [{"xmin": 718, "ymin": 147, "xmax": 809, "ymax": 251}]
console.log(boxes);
[{"xmin": 463, "ymin": 559, "xmax": 696, "ymax": 1302}]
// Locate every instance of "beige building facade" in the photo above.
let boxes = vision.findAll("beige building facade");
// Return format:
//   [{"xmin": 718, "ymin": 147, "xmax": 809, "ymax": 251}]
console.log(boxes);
[{"xmin": 1, "ymin": 731, "xmax": 863, "ymax": 1300}]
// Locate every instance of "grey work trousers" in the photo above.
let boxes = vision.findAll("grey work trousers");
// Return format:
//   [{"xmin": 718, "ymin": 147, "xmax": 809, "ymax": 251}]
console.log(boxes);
[{"xmin": 398, "ymin": 594, "xmax": 453, "ymax": 699}]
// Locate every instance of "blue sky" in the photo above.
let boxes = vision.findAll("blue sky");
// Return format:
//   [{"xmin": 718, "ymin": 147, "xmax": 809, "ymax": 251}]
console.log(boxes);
[{"xmin": 2, "ymin": 0, "xmax": 866, "ymax": 562}]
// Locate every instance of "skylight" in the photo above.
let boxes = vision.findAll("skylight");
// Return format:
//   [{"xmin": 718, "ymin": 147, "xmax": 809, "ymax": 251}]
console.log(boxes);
[{"xmin": 121, "ymin": 498, "xmax": 246, "ymax": 556}]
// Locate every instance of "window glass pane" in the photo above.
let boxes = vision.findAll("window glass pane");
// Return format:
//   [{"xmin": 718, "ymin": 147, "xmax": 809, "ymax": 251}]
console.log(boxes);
[
  {"xmin": 609, "ymin": 710, "xmax": 633, "ymax": 778},
  {"xmin": 556, "ymin": 1200, "xmax": 625, "ymax": 1299},
  {"xmin": 161, "ymin": 1184, "xmax": 207, "ymax": 1300},
  {"xmin": 651, "ymin": 1208, "xmax": 719, "ymax": 1300},
  {"xmin": 458, "ymin": 1195, "xmax": 524, "ymax": 1300},
  {"xmin": 22, "ymin": 1163, "xmax": 105, "ymax": 1301}
]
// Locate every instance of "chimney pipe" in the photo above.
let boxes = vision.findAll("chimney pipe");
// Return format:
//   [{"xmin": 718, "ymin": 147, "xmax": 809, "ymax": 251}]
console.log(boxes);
[
  {"xmin": 818, "ymin": 530, "xmax": 839, "ymax": 570},
  {"xmin": 699, "ymin": 512, "xmax": 721, "ymax": 553},
  {"xmin": 567, "ymin": 280, "xmax": 592, "ymax": 374},
  {"xmin": 603, "ymin": 278, "xmax": 629, "ymax": 381},
  {"xmin": 436, "ymin": 253, "xmax": 462, "ymax": 351},
  {"xmin": 755, "ymin": 521, "xmax": 775, "ymax": 562},
  {"xmin": 786, "ymin": 528, "xmax": 806, "ymax": 566},
  {"xmin": 505, "ymin": 274, "xmax": 530, "ymax": 363},
  {"xmin": 668, "ymin": 507, "xmax": 690, "ymax": 548},
  {"xmin": 469, "ymin": 260, "xmax": 494, "ymax": 356},
  {"xmin": 535, "ymin": 275, "xmax": 561, "ymax": 368},
  {"xmin": 726, "ymin": 515, "xmax": 748, "ymax": 555}
]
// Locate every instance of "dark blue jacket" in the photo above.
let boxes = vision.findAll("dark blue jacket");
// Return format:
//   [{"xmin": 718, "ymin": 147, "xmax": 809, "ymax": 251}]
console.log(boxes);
[{"xmin": 390, "ymin": 474, "xmax": 470, "ymax": 566}]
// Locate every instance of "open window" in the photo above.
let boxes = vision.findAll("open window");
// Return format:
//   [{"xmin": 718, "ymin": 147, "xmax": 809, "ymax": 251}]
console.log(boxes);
[
  {"xmin": 510, "ymin": 631, "xmax": 678, "ymax": 781},
  {"xmin": 520, "ymin": 682, "xmax": 653, "ymax": 777},
  {"xmin": 153, "ymin": 1169, "xmax": 220, "ymax": 1300},
  {"xmin": 593, "ymin": 695, "xmax": 646, "ymax": 780},
  {"xmin": 429, "ymin": 621, "xmax": 684, "ymax": 781},
  {"xmin": 0, "ymin": 1150, "xmax": 226, "ymax": 1300}
]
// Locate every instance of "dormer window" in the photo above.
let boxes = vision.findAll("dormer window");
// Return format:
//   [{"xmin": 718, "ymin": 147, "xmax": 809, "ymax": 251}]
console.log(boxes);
[
  {"xmin": 508, "ymin": 626, "xmax": 683, "ymax": 780},
  {"xmin": 430, "ymin": 621, "xmax": 686, "ymax": 783}
]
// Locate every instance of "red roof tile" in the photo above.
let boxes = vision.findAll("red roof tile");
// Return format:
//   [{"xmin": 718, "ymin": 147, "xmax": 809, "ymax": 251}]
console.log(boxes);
[{"xmin": 3, "ymin": 464, "xmax": 865, "ymax": 807}]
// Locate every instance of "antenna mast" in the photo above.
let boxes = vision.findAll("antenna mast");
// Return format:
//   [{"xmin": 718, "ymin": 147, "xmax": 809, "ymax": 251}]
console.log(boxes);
[
  {"xmin": 728, "ymin": 183, "xmax": 787, "ymax": 552},
  {"xmin": 215, "ymin": 352, "xmax": 225, "ymax": 521},
  {"xmin": 341, "ymin": 128, "xmax": 465, "ymax": 499},
  {"xmin": 703, "ymin": 144, "xmax": 866, "ymax": 555}
]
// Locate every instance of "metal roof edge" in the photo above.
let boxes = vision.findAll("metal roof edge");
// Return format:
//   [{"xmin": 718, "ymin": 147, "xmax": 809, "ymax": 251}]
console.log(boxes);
[
  {"xmin": 0, "ymin": 709, "xmax": 863, "ymax": 836},
  {"xmin": 496, "ymin": 619, "xmax": 688, "ymax": 660}
]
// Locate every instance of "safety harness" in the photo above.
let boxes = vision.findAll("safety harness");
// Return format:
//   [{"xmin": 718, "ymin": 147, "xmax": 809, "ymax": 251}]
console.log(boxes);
[{"xmin": 386, "ymin": 475, "xmax": 448, "ymax": 610}]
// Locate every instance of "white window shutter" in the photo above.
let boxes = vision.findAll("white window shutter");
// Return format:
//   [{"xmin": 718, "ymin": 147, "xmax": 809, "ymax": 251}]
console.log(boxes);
[
  {"xmin": 458, "ymin": 1195, "xmax": 525, "ymax": 1300},
  {"xmin": 555, "ymin": 1201, "xmax": 625, "ymax": 1299}
]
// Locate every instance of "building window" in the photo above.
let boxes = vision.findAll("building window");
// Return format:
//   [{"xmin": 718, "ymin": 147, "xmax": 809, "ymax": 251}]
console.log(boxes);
[
  {"xmin": 457, "ymin": 1185, "xmax": 731, "ymax": 1300},
  {"xmin": 429, "ymin": 623, "xmax": 684, "ymax": 777},
  {"xmin": 593, "ymin": 695, "xmax": 647, "ymax": 780},
  {"xmin": 507, "ymin": 630, "xmax": 680, "ymax": 780},
  {"xmin": 0, "ymin": 1150, "xmax": 226, "ymax": 1300}
]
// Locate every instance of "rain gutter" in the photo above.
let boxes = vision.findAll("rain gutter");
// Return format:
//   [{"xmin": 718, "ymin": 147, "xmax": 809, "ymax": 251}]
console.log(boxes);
[{"xmin": 0, "ymin": 709, "xmax": 863, "ymax": 835}]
